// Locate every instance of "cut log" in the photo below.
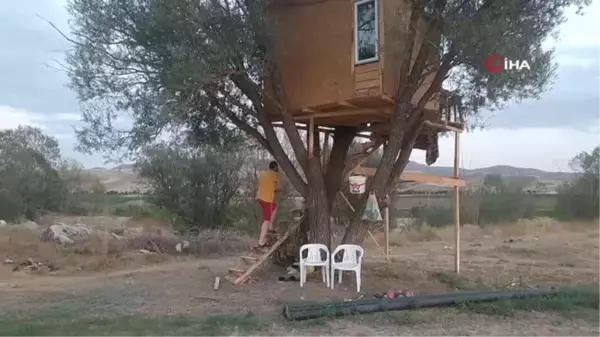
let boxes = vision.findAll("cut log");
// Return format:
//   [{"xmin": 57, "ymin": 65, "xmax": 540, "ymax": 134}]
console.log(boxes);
[
  {"xmin": 240, "ymin": 255, "xmax": 259, "ymax": 265},
  {"xmin": 228, "ymin": 268, "xmax": 245, "ymax": 276}
]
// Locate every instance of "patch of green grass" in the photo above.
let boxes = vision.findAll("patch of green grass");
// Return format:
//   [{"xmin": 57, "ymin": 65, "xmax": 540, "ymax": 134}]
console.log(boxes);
[
  {"xmin": 0, "ymin": 309, "xmax": 262, "ymax": 336},
  {"xmin": 459, "ymin": 285, "xmax": 600, "ymax": 323}
]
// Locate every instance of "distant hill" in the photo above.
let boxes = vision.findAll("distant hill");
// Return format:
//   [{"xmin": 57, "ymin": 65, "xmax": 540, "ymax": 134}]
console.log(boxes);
[
  {"xmin": 83, "ymin": 161, "xmax": 575, "ymax": 194},
  {"xmin": 404, "ymin": 161, "xmax": 575, "ymax": 181},
  {"xmin": 85, "ymin": 164, "xmax": 148, "ymax": 193}
]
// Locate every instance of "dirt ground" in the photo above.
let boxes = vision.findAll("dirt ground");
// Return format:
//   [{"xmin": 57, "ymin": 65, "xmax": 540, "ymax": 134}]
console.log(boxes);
[{"xmin": 0, "ymin": 217, "xmax": 598, "ymax": 335}]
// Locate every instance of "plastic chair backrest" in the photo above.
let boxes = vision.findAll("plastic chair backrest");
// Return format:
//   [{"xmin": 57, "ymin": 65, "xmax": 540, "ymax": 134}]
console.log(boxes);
[
  {"xmin": 300, "ymin": 244, "xmax": 329, "ymax": 263},
  {"xmin": 333, "ymin": 244, "xmax": 364, "ymax": 264}
]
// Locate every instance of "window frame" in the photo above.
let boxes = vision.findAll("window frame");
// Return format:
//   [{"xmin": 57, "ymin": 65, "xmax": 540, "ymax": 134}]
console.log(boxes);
[{"xmin": 353, "ymin": 0, "xmax": 379, "ymax": 65}]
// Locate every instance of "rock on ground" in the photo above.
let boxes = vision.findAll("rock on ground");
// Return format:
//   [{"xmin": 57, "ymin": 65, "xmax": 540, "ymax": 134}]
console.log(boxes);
[
  {"xmin": 40, "ymin": 223, "xmax": 90, "ymax": 245},
  {"xmin": 20, "ymin": 220, "xmax": 39, "ymax": 231}
]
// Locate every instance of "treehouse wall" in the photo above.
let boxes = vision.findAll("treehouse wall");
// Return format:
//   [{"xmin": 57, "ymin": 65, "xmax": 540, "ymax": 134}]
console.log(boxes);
[
  {"xmin": 381, "ymin": 4, "xmax": 441, "ymax": 112},
  {"xmin": 268, "ymin": 0, "xmax": 357, "ymax": 111},
  {"xmin": 267, "ymin": 0, "xmax": 440, "ymax": 119}
]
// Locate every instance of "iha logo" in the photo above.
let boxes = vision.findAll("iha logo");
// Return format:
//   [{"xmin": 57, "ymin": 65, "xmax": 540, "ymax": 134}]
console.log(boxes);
[{"xmin": 485, "ymin": 54, "xmax": 531, "ymax": 73}]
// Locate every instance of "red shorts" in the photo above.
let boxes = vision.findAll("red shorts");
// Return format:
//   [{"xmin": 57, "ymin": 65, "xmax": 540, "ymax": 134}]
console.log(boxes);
[{"xmin": 257, "ymin": 199, "xmax": 276, "ymax": 222}]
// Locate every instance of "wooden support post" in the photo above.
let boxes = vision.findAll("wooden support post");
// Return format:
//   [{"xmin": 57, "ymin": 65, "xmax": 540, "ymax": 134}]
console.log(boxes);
[
  {"xmin": 322, "ymin": 132, "xmax": 330, "ymax": 169},
  {"xmin": 383, "ymin": 142, "xmax": 390, "ymax": 261},
  {"xmin": 384, "ymin": 194, "xmax": 390, "ymax": 261},
  {"xmin": 453, "ymin": 131, "xmax": 461, "ymax": 274},
  {"xmin": 308, "ymin": 117, "xmax": 315, "ymax": 159}
]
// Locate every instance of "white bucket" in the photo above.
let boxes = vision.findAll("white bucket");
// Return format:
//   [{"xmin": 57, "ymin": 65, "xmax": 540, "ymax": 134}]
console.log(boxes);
[{"xmin": 349, "ymin": 175, "xmax": 367, "ymax": 194}]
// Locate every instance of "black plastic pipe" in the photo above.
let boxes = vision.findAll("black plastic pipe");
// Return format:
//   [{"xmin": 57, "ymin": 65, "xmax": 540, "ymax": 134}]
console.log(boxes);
[{"xmin": 283, "ymin": 288, "xmax": 558, "ymax": 321}]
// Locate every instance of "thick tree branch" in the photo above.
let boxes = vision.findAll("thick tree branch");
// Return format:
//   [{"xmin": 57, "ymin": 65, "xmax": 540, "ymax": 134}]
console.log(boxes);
[
  {"xmin": 264, "ymin": 64, "xmax": 310, "ymax": 174},
  {"xmin": 416, "ymin": 44, "xmax": 457, "ymax": 110},
  {"xmin": 395, "ymin": 6, "xmax": 421, "ymax": 94},
  {"xmin": 323, "ymin": 126, "xmax": 358, "ymax": 208},
  {"xmin": 206, "ymin": 92, "xmax": 271, "ymax": 152},
  {"xmin": 385, "ymin": 119, "xmax": 424, "ymax": 193},
  {"xmin": 230, "ymin": 74, "xmax": 308, "ymax": 194}
]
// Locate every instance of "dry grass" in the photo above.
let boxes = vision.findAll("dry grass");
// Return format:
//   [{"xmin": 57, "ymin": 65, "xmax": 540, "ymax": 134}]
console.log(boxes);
[
  {"xmin": 0, "ymin": 227, "xmax": 169, "ymax": 278},
  {"xmin": 0, "ymin": 217, "xmax": 255, "ymax": 279},
  {"xmin": 363, "ymin": 217, "xmax": 599, "ymax": 292},
  {"xmin": 0, "ymin": 217, "xmax": 597, "ymax": 336}
]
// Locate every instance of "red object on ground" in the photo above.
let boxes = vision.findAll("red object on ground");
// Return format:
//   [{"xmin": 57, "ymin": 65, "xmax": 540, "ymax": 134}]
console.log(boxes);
[
  {"xmin": 404, "ymin": 290, "xmax": 415, "ymax": 297},
  {"xmin": 257, "ymin": 199, "xmax": 276, "ymax": 221},
  {"xmin": 386, "ymin": 289, "xmax": 396, "ymax": 299}
]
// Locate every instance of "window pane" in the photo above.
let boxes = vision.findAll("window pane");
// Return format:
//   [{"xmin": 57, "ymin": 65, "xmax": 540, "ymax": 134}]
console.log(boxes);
[{"xmin": 356, "ymin": 1, "xmax": 377, "ymax": 62}]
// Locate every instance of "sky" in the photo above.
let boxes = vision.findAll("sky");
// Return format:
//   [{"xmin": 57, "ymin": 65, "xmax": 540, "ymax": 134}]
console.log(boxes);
[{"xmin": 0, "ymin": 1, "xmax": 599, "ymax": 172}]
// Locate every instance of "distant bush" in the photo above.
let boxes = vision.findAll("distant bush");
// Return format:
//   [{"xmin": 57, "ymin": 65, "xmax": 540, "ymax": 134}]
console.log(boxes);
[
  {"xmin": 410, "ymin": 175, "xmax": 536, "ymax": 227},
  {"xmin": 137, "ymin": 143, "xmax": 248, "ymax": 232},
  {"xmin": 0, "ymin": 126, "xmax": 88, "ymax": 222},
  {"xmin": 553, "ymin": 147, "xmax": 599, "ymax": 220}
]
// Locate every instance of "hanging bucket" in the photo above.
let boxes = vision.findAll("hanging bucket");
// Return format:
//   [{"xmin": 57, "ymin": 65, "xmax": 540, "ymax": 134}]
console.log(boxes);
[{"xmin": 348, "ymin": 175, "xmax": 367, "ymax": 194}]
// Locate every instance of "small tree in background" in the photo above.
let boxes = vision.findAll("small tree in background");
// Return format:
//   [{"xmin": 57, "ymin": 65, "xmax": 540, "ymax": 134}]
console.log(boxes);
[
  {"xmin": 137, "ymin": 143, "xmax": 246, "ymax": 232},
  {"xmin": 0, "ymin": 126, "xmax": 86, "ymax": 221},
  {"xmin": 555, "ymin": 147, "xmax": 599, "ymax": 220}
]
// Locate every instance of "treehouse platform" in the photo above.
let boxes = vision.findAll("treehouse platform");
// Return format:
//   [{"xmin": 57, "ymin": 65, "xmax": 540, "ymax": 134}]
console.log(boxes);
[{"xmin": 266, "ymin": 0, "xmax": 464, "ymax": 150}]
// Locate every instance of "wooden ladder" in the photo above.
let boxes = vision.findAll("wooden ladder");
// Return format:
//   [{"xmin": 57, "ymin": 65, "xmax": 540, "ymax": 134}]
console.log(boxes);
[{"xmin": 228, "ymin": 220, "xmax": 301, "ymax": 285}]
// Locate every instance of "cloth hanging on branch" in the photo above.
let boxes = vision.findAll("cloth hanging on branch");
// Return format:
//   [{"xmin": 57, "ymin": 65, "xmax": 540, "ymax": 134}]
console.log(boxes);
[
  {"xmin": 425, "ymin": 132, "xmax": 439, "ymax": 166},
  {"xmin": 362, "ymin": 193, "xmax": 383, "ymax": 222}
]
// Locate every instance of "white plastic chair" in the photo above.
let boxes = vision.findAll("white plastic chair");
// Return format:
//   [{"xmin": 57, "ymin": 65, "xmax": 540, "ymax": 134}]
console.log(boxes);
[
  {"xmin": 330, "ymin": 244, "xmax": 364, "ymax": 292},
  {"xmin": 299, "ymin": 244, "xmax": 330, "ymax": 288}
]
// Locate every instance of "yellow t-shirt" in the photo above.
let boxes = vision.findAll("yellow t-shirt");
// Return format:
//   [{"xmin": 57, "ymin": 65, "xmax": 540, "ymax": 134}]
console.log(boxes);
[{"xmin": 256, "ymin": 170, "xmax": 280, "ymax": 203}]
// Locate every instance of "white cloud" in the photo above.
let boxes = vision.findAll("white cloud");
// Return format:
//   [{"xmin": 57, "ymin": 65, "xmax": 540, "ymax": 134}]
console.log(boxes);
[
  {"xmin": 556, "ymin": 1, "xmax": 600, "ymax": 48},
  {"xmin": 411, "ymin": 124, "xmax": 600, "ymax": 172},
  {"xmin": 53, "ymin": 112, "xmax": 81, "ymax": 121},
  {"xmin": 0, "ymin": 105, "xmax": 79, "ymax": 130},
  {"xmin": 554, "ymin": 54, "xmax": 597, "ymax": 68},
  {"xmin": 0, "ymin": 105, "xmax": 49, "ymax": 130}
]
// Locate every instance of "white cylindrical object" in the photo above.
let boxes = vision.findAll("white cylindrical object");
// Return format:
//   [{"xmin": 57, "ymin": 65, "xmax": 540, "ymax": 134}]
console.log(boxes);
[{"xmin": 348, "ymin": 175, "xmax": 367, "ymax": 194}]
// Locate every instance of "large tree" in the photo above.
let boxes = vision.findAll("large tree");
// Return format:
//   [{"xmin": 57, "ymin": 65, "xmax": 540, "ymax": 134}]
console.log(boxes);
[{"xmin": 62, "ymin": 0, "xmax": 589, "ymax": 261}]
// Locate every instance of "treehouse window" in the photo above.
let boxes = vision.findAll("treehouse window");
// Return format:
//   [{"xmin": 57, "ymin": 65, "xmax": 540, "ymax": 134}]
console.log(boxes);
[{"xmin": 354, "ymin": 0, "xmax": 379, "ymax": 65}]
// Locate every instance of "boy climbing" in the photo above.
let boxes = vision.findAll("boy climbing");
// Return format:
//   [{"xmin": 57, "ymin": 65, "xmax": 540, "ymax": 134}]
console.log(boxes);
[{"xmin": 255, "ymin": 161, "xmax": 280, "ymax": 249}]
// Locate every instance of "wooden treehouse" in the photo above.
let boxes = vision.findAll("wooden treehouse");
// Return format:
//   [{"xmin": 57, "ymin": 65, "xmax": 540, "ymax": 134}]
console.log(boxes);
[
  {"xmin": 226, "ymin": 0, "xmax": 467, "ymax": 285},
  {"xmin": 266, "ymin": 0, "xmax": 464, "ymax": 149}
]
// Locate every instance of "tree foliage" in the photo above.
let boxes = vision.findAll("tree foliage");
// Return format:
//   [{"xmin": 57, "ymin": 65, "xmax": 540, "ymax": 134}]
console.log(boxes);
[
  {"xmin": 0, "ymin": 126, "xmax": 86, "ymax": 221},
  {"xmin": 136, "ymin": 143, "xmax": 247, "ymax": 230},
  {"xmin": 63, "ymin": 0, "xmax": 591, "ymax": 247},
  {"xmin": 555, "ymin": 147, "xmax": 599, "ymax": 219}
]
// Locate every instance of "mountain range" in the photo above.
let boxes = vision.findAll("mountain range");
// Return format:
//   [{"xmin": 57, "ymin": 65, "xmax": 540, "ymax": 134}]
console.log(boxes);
[
  {"xmin": 404, "ymin": 162, "xmax": 576, "ymax": 181},
  {"xmin": 83, "ymin": 162, "xmax": 575, "ymax": 194}
]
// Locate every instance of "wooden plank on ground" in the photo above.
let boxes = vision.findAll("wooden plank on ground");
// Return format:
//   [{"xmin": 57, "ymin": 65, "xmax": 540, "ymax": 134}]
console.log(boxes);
[{"xmin": 352, "ymin": 167, "xmax": 465, "ymax": 187}]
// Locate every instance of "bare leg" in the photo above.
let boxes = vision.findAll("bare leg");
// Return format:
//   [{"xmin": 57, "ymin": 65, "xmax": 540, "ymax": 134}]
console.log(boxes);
[
  {"xmin": 268, "ymin": 207, "xmax": 277, "ymax": 231},
  {"xmin": 258, "ymin": 220, "xmax": 270, "ymax": 246}
]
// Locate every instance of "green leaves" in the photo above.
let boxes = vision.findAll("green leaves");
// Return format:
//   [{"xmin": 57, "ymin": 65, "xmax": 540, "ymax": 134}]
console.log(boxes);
[
  {"xmin": 67, "ymin": 0, "xmax": 263, "ymax": 159},
  {"xmin": 0, "ymin": 127, "xmax": 83, "ymax": 221},
  {"xmin": 64, "ymin": 0, "xmax": 592, "ymax": 162}
]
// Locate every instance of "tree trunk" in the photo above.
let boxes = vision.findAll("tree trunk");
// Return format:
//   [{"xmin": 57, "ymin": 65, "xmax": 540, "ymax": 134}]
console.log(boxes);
[
  {"xmin": 305, "ymin": 157, "xmax": 331, "ymax": 246},
  {"xmin": 271, "ymin": 159, "xmax": 331, "ymax": 265},
  {"xmin": 341, "ymin": 110, "xmax": 423, "ymax": 245},
  {"xmin": 271, "ymin": 127, "xmax": 354, "ymax": 264}
]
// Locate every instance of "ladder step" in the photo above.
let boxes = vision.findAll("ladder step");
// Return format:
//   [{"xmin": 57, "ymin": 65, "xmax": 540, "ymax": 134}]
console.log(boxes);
[
  {"xmin": 240, "ymin": 255, "xmax": 259, "ymax": 264},
  {"xmin": 228, "ymin": 267, "xmax": 246, "ymax": 276},
  {"xmin": 233, "ymin": 219, "xmax": 303, "ymax": 285}
]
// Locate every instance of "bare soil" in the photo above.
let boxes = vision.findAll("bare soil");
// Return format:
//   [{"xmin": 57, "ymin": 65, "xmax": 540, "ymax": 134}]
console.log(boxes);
[{"xmin": 0, "ymin": 217, "xmax": 598, "ymax": 335}]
